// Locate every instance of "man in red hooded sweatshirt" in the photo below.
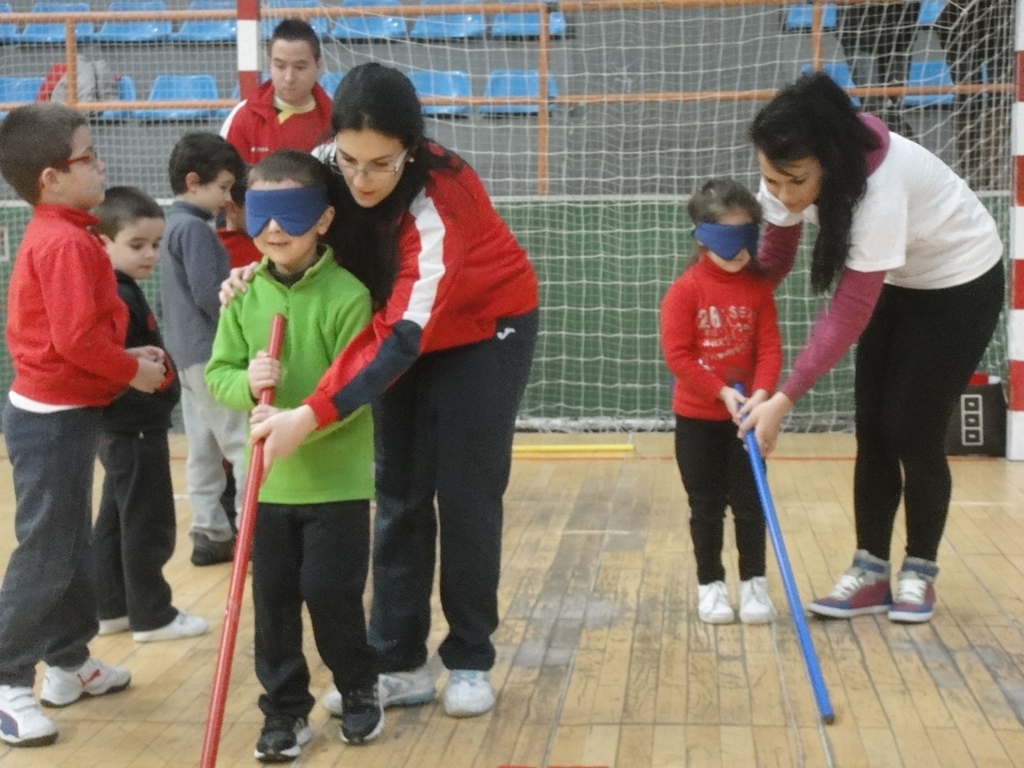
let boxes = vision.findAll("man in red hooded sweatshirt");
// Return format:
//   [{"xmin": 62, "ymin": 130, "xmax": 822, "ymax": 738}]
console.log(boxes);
[{"xmin": 220, "ymin": 18, "xmax": 333, "ymax": 165}]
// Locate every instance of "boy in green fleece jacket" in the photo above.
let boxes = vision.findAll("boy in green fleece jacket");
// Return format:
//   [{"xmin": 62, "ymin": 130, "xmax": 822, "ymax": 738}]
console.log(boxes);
[{"xmin": 205, "ymin": 149, "xmax": 381, "ymax": 762}]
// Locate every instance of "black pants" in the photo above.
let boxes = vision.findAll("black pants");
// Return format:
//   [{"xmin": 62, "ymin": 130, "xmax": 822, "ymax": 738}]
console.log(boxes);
[
  {"xmin": 93, "ymin": 429, "xmax": 178, "ymax": 631},
  {"xmin": 0, "ymin": 406, "xmax": 100, "ymax": 686},
  {"xmin": 368, "ymin": 309, "xmax": 538, "ymax": 673},
  {"xmin": 674, "ymin": 416, "xmax": 767, "ymax": 585},
  {"xmin": 853, "ymin": 262, "xmax": 1004, "ymax": 563},
  {"xmin": 252, "ymin": 500, "xmax": 376, "ymax": 719}
]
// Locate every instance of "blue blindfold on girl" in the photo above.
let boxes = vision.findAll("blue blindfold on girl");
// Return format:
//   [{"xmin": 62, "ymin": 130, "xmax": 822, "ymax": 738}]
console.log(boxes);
[
  {"xmin": 245, "ymin": 186, "xmax": 331, "ymax": 237},
  {"xmin": 693, "ymin": 222, "xmax": 760, "ymax": 261}
]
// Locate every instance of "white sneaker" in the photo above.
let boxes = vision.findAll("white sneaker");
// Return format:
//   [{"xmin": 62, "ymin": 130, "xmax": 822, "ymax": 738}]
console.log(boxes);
[
  {"xmin": 132, "ymin": 612, "xmax": 209, "ymax": 643},
  {"xmin": 443, "ymin": 670, "xmax": 495, "ymax": 717},
  {"xmin": 323, "ymin": 665, "xmax": 437, "ymax": 716},
  {"xmin": 0, "ymin": 685, "xmax": 57, "ymax": 747},
  {"xmin": 97, "ymin": 616, "xmax": 130, "ymax": 636},
  {"xmin": 739, "ymin": 576, "xmax": 776, "ymax": 624},
  {"xmin": 697, "ymin": 580, "xmax": 735, "ymax": 624},
  {"xmin": 39, "ymin": 657, "xmax": 131, "ymax": 708}
]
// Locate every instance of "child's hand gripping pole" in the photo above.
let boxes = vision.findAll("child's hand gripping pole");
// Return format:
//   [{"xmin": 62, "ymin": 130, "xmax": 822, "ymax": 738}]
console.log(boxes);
[
  {"xmin": 201, "ymin": 314, "xmax": 286, "ymax": 768},
  {"xmin": 736, "ymin": 385, "xmax": 835, "ymax": 725}
]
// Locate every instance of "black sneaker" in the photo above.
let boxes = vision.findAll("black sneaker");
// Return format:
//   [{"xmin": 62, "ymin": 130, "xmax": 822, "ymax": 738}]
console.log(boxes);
[
  {"xmin": 254, "ymin": 714, "xmax": 311, "ymax": 763},
  {"xmin": 339, "ymin": 683, "xmax": 383, "ymax": 744},
  {"xmin": 190, "ymin": 533, "xmax": 235, "ymax": 566}
]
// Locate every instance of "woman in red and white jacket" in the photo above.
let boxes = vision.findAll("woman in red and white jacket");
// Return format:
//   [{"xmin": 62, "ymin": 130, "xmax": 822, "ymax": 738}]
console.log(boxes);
[{"xmin": 230, "ymin": 63, "xmax": 539, "ymax": 721}]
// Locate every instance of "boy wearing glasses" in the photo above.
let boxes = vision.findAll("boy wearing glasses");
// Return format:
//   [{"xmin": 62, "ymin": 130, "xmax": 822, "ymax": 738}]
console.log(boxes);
[
  {"xmin": 160, "ymin": 132, "xmax": 248, "ymax": 568},
  {"xmin": 0, "ymin": 104, "xmax": 168, "ymax": 747}
]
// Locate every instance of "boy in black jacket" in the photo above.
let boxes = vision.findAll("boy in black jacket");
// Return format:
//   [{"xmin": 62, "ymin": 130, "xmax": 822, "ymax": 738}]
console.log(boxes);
[{"xmin": 92, "ymin": 187, "xmax": 210, "ymax": 643}]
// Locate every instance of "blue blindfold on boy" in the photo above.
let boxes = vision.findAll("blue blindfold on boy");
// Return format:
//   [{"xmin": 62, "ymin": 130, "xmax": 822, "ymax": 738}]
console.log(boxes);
[
  {"xmin": 693, "ymin": 222, "xmax": 760, "ymax": 261},
  {"xmin": 245, "ymin": 186, "xmax": 331, "ymax": 237}
]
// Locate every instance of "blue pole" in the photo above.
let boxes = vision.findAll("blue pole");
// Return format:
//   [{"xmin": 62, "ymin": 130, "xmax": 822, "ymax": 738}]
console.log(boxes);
[{"xmin": 738, "ymin": 389, "xmax": 835, "ymax": 724}]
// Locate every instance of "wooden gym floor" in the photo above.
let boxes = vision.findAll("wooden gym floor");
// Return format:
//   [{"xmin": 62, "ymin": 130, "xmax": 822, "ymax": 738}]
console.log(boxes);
[{"xmin": 0, "ymin": 432, "xmax": 1021, "ymax": 767}]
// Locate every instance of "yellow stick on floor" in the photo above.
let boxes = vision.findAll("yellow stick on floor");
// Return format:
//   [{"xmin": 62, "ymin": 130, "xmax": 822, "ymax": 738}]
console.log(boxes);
[{"xmin": 512, "ymin": 444, "xmax": 636, "ymax": 453}]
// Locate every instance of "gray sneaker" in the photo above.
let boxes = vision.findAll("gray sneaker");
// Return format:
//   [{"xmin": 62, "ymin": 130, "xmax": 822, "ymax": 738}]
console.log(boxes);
[
  {"xmin": 322, "ymin": 665, "xmax": 436, "ymax": 716},
  {"xmin": 190, "ymin": 533, "xmax": 235, "ymax": 566}
]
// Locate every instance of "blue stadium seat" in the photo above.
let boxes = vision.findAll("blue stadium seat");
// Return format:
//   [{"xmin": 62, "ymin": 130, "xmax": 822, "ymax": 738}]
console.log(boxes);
[
  {"xmin": 409, "ymin": 0, "xmax": 485, "ymax": 41},
  {"xmin": 489, "ymin": 12, "xmax": 567, "ymax": 40},
  {"xmin": 479, "ymin": 69, "xmax": 558, "ymax": 116},
  {"xmin": 0, "ymin": 3, "xmax": 19, "ymax": 45},
  {"xmin": 135, "ymin": 73, "xmax": 220, "ymax": 120},
  {"xmin": 319, "ymin": 71, "xmax": 345, "ymax": 97},
  {"xmin": 260, "ymin": 0, "xmax": 329, "ymax": 40},
  {"xmin": 784, "ymin": 3, "xmax": 837, "ymax": 31},
  {"xmin": 0, "ymin": 76, "xmax": 44, "ymax": 119},
  {"xmin": 97, "ymin": 74, "xmax": 139, "ymax": 121},
  {"xmin": 408, "ymin": 70, "xmax": 471, "ymax": 117},
  {"xmin": 94, "ymin": 0, "xmax": 172, "ymax": 43},
  {"xmin": 173, "ymin": 0, "xmax": 236, "ymax": 42},
  {"xmin": 903, "ymin": 59, "xmax": 954, "ymax": 107},
  {"xmin": 332, "ymin": 0, "xmax": 406, "ymax": 41},
  {"xmin": 800, "ymin": 61, "xmax": 860, "ymax": 106},
  {"xmin": 19, "ymin": 2, "xmax": 94, "ymax": 44},
  {"xmin": 917, "ymin": 0, "xmax": 946, "ymax": 27},
  {"xmin": 490, "ymin": 0, "xmax": 566, "ymax": 39}
]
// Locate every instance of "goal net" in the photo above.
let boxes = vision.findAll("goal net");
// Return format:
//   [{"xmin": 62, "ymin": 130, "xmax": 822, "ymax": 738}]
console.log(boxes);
[{"xmin": 0, "ymin": 0, "xmax": 1014, "ymax": 431}]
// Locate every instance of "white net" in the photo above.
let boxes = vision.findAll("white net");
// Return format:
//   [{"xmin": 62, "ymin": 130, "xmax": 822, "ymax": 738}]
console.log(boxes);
[{"xmin": 0, "ymin": 0, "xmax": 1015, "ymax": 431}]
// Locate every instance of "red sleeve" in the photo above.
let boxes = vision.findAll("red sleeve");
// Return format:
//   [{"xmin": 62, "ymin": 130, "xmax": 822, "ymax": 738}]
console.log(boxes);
[
  {"xmin": 45, "ymin": 239, "xmax": 137, "ymax": 384},
  {"xmin": 780, "ymin": 268, "xmax": 886, "ymax": 403},
  {"xmin": 752, "ymin": 285, "xmax": 783, "ymax": 394},
  {"xmin": 659, "ymin": 275, "xmax": 726, "ymax": 403},
  {"xmin": 752, "ymin": 222, "xmax": 802, "ymax": 287},
  {"xmin": 305, "ymin": 190, "xmax": 469, "ymax": 426},
  {"xmin": 220, "ymin": 104, "xmax": 256, "ymax": 165}
]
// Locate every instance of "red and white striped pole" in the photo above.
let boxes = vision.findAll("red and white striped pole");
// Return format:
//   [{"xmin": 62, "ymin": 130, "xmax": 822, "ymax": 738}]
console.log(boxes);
[
  {"xmin": 236, "ymin": 0, "xmax": 261, "ymax": 100},
  {"xmin": 1010, "ymin": 0, "xmax": 1024, "ymax": 459}
]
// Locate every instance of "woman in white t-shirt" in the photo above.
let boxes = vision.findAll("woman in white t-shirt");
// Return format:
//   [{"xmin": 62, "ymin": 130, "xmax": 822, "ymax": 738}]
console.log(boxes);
[{"xmin": 740, "ymin": 72, "xmax": 1004, "ymax": 624}]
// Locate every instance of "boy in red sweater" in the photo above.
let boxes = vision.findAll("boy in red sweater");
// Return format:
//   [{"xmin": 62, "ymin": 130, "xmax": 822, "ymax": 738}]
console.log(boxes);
[
  {"xmin": 659, "ymin": 178, "xmax": 782, "ymax": 626},
  {"xmin": 0, "ymin": 104, "xmax": 167, "ymax": 748}
]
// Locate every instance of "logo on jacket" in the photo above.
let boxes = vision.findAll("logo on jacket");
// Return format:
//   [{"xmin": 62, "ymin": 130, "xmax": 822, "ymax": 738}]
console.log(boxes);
[{"xmin": 496, "ymin": 327, "xmax": 515, "ymax": 340}]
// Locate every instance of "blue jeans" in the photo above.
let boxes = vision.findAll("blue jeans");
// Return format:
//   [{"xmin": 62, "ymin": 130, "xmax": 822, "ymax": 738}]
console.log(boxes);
[
  {"xmin": 369, "ymin": 309, "xmax": 538, "ymax": 673},
  {"xmin": 0, "ymin": 404, "xmax": 101, "ymax": 686}
]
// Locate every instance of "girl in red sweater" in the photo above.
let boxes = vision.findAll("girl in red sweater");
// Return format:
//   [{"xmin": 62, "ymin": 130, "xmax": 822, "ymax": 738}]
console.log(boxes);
[{"xmin": 660, "ymin": 178, "xmax": 782, "ymax": 624}]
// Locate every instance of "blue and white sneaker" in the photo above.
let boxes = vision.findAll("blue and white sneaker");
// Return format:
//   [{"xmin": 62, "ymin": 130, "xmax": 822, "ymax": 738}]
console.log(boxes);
[
  {"xmin": 0, "ymin": 685, "xmax": 57, "ymax": 747},
  {"xmin": 443, "ymin": 670, "xmax": 495, "ymax": 717}
]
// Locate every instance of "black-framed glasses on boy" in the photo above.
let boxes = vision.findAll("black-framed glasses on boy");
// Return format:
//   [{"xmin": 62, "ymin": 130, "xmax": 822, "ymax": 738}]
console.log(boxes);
[
  {"xmin": 55, "ymin": 147, "xmax": 100, "ymax": 170},
  {"xmin": 332, "ymin": 148, "xmax": 409, "ymax": 179}
]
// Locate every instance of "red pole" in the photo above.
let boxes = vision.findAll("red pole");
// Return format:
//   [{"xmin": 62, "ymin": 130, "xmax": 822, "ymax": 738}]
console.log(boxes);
[{"xmin": 200, "ymin": 313, "xmax": 286, "ymax": 767}]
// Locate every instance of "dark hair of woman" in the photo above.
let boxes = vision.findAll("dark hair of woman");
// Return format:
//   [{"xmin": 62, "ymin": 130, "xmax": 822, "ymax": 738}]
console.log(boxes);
[
  {"xmin": 323, "ymin": 62, "xmax": 464, "ymax": 309},
  {"xmin": 749, "ymin": 72, "xmax": 882, "ymax": 293}
]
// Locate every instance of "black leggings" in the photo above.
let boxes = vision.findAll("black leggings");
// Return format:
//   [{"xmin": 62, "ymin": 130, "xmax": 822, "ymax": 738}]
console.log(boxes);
[
  {"xmin": 853, "ymin": 262, "xmax": 1004, "ymax": 563},
  {"xmin": 674, "ymin": 416, "xmax": 767, "ymax": 584}
]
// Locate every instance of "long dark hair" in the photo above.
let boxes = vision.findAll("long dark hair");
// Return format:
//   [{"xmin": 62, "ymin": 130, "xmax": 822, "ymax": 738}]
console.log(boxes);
[
  {"xmin": 322, "ymin": 62, "xmax": 461, "ymax": 308},
  {"xmin": 749, "ymin": 72, "xmax": 881, "ymax": 293}
]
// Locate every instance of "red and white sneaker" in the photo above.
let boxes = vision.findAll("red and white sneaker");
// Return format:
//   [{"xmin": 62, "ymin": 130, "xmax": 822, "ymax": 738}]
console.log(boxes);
[
  {"xmin": 888, "ymin": 557, "xmax": 938, "ymax": 623},
  {"xmin": 39, "ymin": 657, "xmax": 131, "ymax": 708},
  {"xmin": 808, "ymin": 550, "xmax": 892, "ymax": 618}
]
